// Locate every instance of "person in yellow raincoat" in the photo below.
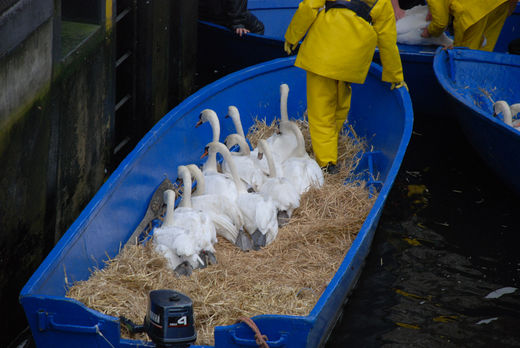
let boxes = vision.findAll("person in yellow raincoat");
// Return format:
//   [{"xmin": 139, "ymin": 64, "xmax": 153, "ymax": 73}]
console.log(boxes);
[
  {"xmin": 284, "ymin": 0, "xmax": 405, "ymax": 174},
  {"xmin": 421, "ymin": 0, "xmax": 519, "ymax": 51}
]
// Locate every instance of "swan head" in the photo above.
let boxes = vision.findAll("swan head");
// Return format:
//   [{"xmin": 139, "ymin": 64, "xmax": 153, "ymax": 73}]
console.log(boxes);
[
  {"xmin": 201, "ymin": 141, "xmax": 228, "ymax": 159},
  {"xmin": 197, "ymin": 109, "xmax": 218, "ymax": 127},
  {"xmin": 187, "ymin": 164, "xmax": 205, "ymax": 196},
  {"xmin": 163, "ymin": 189, "xmax": 176, "ymax": 206},
  {"xmin": 493, "ymin": 100, "xmax": 513, "ymax": 125},
  {"xmin": 225, "ymin": 106, "xmax": 240, "ymax": 120},
  {"xmin": 280, "ymin": 83, "xmax": 289, "ymax": 96},
  {"xmin": 224, "ymin": 133, "xmax": 250, "ymax": 155},
  {"xmin": 493, "ymin": 100, "xmax": 510, "ymax": 116}
]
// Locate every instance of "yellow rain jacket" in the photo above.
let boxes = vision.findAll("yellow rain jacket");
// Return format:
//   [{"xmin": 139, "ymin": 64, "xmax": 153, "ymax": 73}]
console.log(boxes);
[
  {"xmin": 285, "ymin": 0, "xmax": 403, "ymax": 84},
  {"xmin": 427, "ymin": 0, "xmax": 511, "ymax": 49}
]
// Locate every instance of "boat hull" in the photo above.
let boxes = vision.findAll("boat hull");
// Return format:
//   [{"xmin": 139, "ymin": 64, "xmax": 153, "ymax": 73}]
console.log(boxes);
[
  {"xmin": 433, "ymin": 48, "xmax": 520, "ymax": 194},
  {"xmin": 20, "ymin": 57, "xmax": 413, "ymax": 347}
]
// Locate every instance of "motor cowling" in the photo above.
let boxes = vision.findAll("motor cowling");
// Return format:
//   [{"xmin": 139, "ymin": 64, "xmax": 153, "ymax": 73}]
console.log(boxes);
[{"xmin": 144, "ymin": 289, "xmax": 197, "ymax": 347}]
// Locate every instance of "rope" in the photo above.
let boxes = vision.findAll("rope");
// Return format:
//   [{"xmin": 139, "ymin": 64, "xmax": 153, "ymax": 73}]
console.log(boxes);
[
  {"xmin": 95, "ymin": 324, "xmax": 116, "ymax": 348},
  {"xmin": 238, "ymin": 317, "xmax": 270, "ymax": 348}
]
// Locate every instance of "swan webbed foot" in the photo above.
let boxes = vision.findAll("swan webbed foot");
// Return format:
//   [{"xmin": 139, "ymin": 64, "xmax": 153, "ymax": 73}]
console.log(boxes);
[
  {"xmin": 174, "ymin": 261, "xmax": 193, "ymax": 277},
  {"xmin": 251, "ymin": 229, "xmax": 266, "ymax": 250},
  {"xmin": 198, "ymin": 250, "xmax": 217, "ymax": 267},
  {"xmin": 277, "ymin": 210, "xmax": 290, "ymax": 227},
  {"xmin": 247, "ymin": 187, "xmax": 256, "ymax": 193},
  {"xmin": 235, "ymin": 230, "xmax": 253, "ymax": 251}
]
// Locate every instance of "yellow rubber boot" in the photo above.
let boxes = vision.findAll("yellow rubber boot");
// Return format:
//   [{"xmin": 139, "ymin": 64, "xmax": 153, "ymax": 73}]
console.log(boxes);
[{"xmin": 306, "ymin": 71, "xmax": 352, "ymax": 167}]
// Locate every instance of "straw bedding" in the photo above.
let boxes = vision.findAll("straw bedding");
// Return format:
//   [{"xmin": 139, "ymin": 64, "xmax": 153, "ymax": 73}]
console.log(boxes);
[{"xmin": 66, "ymin": 117, "xmax": 376, "ymax": 345}]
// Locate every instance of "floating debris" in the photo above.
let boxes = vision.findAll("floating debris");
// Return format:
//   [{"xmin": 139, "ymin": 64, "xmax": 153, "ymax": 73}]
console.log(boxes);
[
  {"xmin": 476, "ymin": 317, "xmax": 498, "ymax": 325},
  {"xmin": 484, "ymin": 287, "xmax": 518, "ymax": 299}
]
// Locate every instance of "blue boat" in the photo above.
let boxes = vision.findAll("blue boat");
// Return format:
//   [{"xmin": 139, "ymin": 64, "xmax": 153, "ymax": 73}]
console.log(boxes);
[
  {"xmin": 198, "ymin": 1, "xmax": 520, "ymax": 116},
  {"xmin": 20, "ymin": 57, "xmax": 413, "ymax": 347},
  {"xmin": 433, "ymin": 47, "xmax": 520, "ymax": 195}
]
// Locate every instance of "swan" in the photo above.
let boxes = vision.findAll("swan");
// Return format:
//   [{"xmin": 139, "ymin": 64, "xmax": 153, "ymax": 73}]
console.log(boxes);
[
  {"xmin": 493, "ymin": 100, "xmax": 513, "ymax": 126},
  {"xmin": 263, "ymin": 83, "xmax": 299, "ymax": 163},
  {"xmin": 197, "ymin": 109, "xmax": 222, "ymax": 172},
  {"xmin": 152, "ymin": 189, "xmax": 204, "ymax": 276},
  {"xmin": 222, "ymin": 133, "xmax": 269, "ymax": 192},
  {"xmin": 201, "ymin": 141, "xmax": 258, "ymax": 250},
  {"xmin": 174, "ymin": 165, "xmax": 218, "ymax": 268},
  {"xmin": 257, "ymin": 139, "xmax": 300, "ymax": 225},
  {"xmin": 225, "ymin": 105, "xmax": 247, "ymax": 140},
  {"xmin": 396, "ymin": 5, "xmax": 453, "ymax": 47},
  {"xmin": 206, "ymin": 142, "xmax": 279, "ymax": 249},
  {"xmin": 281, "ymin": 122, "xmax": 324, "ymax": 195},
  {"xmin": 510, "ymin": 103, "xmax": 520, "ymax": 129},
  {"xmin": 187, "ymin": 164, "xmax": 243, "ymax": 245}
]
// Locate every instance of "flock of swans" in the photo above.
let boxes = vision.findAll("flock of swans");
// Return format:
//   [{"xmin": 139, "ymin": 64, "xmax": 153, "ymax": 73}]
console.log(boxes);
[
  {"xmin": 153, "ymin": 84, "xmax": 325, "ymax": 276},
  {"xmin": 493, "ymin": 100, "xmax": 520, "ymax": 131}
]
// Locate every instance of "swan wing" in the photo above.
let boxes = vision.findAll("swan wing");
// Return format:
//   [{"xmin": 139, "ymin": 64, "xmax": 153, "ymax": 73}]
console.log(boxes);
[{"xmin": 260, "ymin": 178, "xmax": 300, "ymax": 216}]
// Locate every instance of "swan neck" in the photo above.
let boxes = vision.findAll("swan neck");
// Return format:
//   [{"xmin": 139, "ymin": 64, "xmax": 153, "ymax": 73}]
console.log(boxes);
[
  {"xmin": 280, "ymin": 89, "xmax": 289, "ymax": 122},
  {"xmin": 178, "ymin": 168, "xmax": 192, "ymax": 208},
  {"xmin": 205, "ymin": 147, "xmax": 219, "ymax": 172},
  {"xmin": 219, "ymin": 144, "xmax": 247, "ymax": 191},
  {"xmin": 231, "ymin": 111, "xmax": 246, "ymax": 138},
  {"xmin": 289, "ymin": 123, "xmax": 306, "ymax": 157},
  {"xmin": 163, "ymin": 193, "xmax": 176, "ymax": 226},
  {"xmin": 259, "ymin": 140, "xmax": 277, "ymax": 177},
  {"xmin": 238, "ymin": 136, "xmax": 251, "ymax": 156},
  {"xmin": 208, "ymin": 114, "xmax": 221, "ymax": 142},
  {"xmin": 189, "ymin": 166, "xmax": 205, "ymax": 196}
]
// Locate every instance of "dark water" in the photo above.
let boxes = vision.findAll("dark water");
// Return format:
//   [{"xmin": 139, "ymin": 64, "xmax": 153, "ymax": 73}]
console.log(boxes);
[{"xmin": 326, "ymin": 113, "xmax": 520, "ymax": 347}]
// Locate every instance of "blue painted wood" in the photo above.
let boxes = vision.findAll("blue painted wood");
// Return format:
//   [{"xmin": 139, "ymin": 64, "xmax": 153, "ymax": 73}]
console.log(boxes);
[
  {"xmin": 433, "ymin": 47, "xmax": 520, "ymax": 195},
  {"xmin": 20, "ymin": 56, "xmax": 413, "ymax": 347}
]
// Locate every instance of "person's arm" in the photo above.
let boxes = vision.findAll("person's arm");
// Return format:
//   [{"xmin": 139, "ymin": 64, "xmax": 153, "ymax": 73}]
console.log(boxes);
[
  {"xmin": 284, "ymin": 0, "xmax": 324, "ymax": 47},
  {"xmin": 223, "ymin": 0, "xmax": 248, "ymax": 32},
  {"xmin": 423, "ymin": 0, "xmax": 450, "ymax": 37},
  {"xmin": 391, "ymin": 0, "xmax": 406, "ymax": 20},
  {"xmin": 372, "ymin": 0, "xmax": 404, "ymax": 83}
]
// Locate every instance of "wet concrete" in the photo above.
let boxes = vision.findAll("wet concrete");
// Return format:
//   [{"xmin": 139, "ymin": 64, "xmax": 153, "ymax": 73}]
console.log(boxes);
[{"xmin": 326, "ymin": 113, "xmax": 520, "ymax": 347}]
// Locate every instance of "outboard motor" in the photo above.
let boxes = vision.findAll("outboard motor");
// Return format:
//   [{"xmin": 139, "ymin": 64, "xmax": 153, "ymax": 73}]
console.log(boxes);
[{"xmin": 121, "ymin": 289, "xmax": 196, "ymax": 347}]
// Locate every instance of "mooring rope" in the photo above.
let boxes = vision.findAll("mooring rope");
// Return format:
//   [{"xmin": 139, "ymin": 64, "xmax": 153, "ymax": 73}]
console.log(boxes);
[{"xmin": 238, "ymin": 316, "xmax": 270, "ymax": 348}]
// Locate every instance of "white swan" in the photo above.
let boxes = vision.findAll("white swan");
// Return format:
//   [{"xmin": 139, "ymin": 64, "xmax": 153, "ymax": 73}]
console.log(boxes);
[
  {"xmin": 226, "ymin": 105, "xmax": 247, "ymax": 140},
  {"xmin": 281, "ymin": 122, "xmax": 324, "ymax": 195},
  {"xmin": 257, "ymin": 139, "xmax": 300, "ymax": 225},
  {"xmin": 264, "ymin": 83, "xmax": 298, "ymax": 163},
  {"xmin": 153, "ymin": 189, "xmax": 203, "ymax": 276},
  {"xmin": 207, "ymin": 142, "xmax": 279, "ymax": 249},
  {"xmin": 174, "ymin": 165, "xmax": 218, "ymax": 268},
  {"xmin": 396, "ymin": 5, "xmax": 453, "ymax": 47},
  {"xmin": 197, "ymin": 109, "xmax": 222, "ymax": 172},
  {"xmin": 187, "ymin": 164, "xmax": 242, "ymax": 245},
  {"xmin": 222, "ymin": 133, "xmax": 269, "ymax": 192},
  {"xmin": 493, "ymin": 100, "xmax": 513, "ymax": 126},
  {"xmin": 510, "ymin": 103, "xmax": 520, "ymax": 129}
]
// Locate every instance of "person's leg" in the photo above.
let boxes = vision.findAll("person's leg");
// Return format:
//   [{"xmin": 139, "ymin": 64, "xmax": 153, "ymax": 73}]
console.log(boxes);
[
  {"xmin": 335, "ymin": 81, "xmax": 351, "ymax": 134},
  {"xmin": 481, "ymin": 1, "xmax": 510, "ymax": 51},
  {"xmin": 306, "ymin": 71, "xmax": 340, "ymax": 167},
  {"xmin": 455, "ymin": 18, "xmax": 487, "ymax": 49}
]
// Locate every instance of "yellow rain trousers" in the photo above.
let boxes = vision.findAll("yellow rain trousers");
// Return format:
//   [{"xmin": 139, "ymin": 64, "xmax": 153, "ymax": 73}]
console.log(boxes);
[
  {"xmin": 306, "ymin": 71, "xmax": 351, "ymax": 166},
  {"xmin": 427, "ymin": 0, "xmax": 512, "ymax": 51},
  {"xmin": 285, "ymin": 0, "xmax": 403, "ymax": 166}
]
